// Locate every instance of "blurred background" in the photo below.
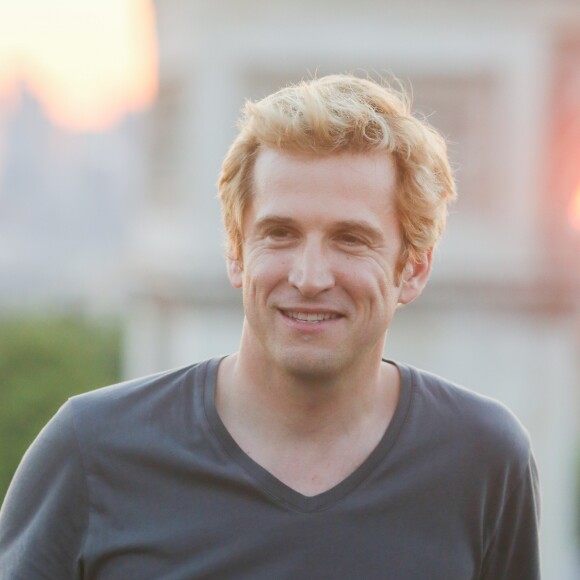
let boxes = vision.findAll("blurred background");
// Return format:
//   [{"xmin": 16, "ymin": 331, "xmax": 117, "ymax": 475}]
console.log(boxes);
[{"xmin": 0, "ymin": 0, "xmax": 579, "ymax": 577}]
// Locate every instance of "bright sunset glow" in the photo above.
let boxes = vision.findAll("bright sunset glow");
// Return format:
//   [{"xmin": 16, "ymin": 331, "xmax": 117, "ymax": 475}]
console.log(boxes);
[
  {"xmin": 570, "ymin": 184, "xmax": 580, "ymax": 231},
  {"xmin": 0, "ymin": 0, "xmax": 158, "ymax": 131}
]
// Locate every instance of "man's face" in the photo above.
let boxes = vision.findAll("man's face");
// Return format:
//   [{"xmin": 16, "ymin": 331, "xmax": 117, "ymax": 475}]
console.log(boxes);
[{"xmin": 228, "ymin": 148, "xmax": 430, "ymax": 380}]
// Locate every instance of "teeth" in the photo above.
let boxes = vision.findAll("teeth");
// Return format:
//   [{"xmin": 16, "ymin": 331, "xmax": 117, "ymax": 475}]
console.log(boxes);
[{"xmin": 286, "ymin": 312, "xmax": 337, "ymax": 322}]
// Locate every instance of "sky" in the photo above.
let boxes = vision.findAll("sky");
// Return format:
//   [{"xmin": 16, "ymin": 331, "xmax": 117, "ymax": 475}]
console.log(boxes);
[{"xmin": 0, "ymin": 0, "xmax": 157, "ymax": 131}]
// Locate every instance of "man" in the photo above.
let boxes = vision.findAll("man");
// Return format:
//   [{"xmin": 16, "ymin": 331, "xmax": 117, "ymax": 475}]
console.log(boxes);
[{"xmin": 0, "ymin": 75, "xmax": 540, "ymax": 579}]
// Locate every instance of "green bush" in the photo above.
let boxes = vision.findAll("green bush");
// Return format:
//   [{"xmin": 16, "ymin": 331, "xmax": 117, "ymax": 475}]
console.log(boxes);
[{"xmin": 0, "ymin": 315, "xmax": 121, "ymax": 504}]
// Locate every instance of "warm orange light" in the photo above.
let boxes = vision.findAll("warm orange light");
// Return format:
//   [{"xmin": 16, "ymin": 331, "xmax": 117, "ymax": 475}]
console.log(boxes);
[
  {"xmin": 570, "ymin": 184, "xmax": 580, "ymax": 231},
  {"xmin": 0, "ymin": 0, "xmax": 158, "ymax": 132}
]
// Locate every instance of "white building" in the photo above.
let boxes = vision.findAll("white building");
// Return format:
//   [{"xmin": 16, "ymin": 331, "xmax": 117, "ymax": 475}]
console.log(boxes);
[{"xmin": 125, "ymin": 1, "xmax": 580, "ymax": 577}]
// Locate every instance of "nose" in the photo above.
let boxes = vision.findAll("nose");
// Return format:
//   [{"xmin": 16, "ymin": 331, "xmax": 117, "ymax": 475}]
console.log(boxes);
[{"xmin": 287, "ymin": 237, "xmax": 335, "ymax": 297}]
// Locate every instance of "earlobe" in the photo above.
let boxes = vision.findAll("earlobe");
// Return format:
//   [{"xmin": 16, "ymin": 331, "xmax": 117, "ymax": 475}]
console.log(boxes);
[
  {"xmin": 398, "ymin": 249, "xmax": 433, "ymax": 306},
  {"xmin": 227, "ymin": 259, "xmax": 243, "ymax": 289}
]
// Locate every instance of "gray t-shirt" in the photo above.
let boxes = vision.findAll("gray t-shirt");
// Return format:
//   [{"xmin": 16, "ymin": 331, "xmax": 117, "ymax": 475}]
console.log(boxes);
[{"xmin": 0, "ymin": 358, "xmax": 540, "ymax": 579}]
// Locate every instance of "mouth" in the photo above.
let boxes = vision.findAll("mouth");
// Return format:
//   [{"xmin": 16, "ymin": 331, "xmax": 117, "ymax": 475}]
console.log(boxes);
[{"xmin": 281, "ymin": 310, "xmax": 341, "ymax": 323}]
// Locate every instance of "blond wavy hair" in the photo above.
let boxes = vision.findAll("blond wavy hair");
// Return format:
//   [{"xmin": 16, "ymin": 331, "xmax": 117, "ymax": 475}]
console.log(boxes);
[{"xmin": 218, "ymin": 74, "xmax": 456, "ymax": 277}]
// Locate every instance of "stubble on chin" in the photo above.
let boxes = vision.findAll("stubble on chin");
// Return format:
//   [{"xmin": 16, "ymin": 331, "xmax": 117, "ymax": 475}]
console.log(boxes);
[{"xmin": 271, "ymin": 348, "xmax": 353, "ymax": 387}]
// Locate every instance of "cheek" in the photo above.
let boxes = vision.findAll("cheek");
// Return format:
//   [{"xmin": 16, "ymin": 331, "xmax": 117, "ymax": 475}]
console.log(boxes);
[
  {"xmin": 243, "ymin": 254, "xmax": 290, "ymax": 296},
  {"xmin": 338, "ymin": 260, "xmax": 395, "ymax": 298}
]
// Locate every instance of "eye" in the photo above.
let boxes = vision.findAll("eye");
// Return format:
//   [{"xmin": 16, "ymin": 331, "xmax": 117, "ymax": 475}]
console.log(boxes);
[
  {"xmin": 336, "ymin": 233, "xmax": 367, "ymax": 247},
  {"xmin": 265, "ymin": 227, "xmax": 295, "ymax": 242}
]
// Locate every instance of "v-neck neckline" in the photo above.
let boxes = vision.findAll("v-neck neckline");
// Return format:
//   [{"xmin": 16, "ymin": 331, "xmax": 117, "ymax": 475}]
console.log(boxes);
[{"xmin": 203, "ymin": 357, "xmax": 413, "ymax": 513}]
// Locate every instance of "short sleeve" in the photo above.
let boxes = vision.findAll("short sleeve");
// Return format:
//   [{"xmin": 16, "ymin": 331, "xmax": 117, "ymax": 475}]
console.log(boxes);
[
  {"xmin": 480, "ymin": 453, "xmax": 541, "ymax": 580},
  {"xmin": 0, "ymin": 401, "xmax": 88, "ymax": 579}
]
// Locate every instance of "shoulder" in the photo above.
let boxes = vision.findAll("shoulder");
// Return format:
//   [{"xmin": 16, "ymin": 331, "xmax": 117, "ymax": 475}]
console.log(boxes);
[
  {"xmin": 69, "ymin": 357, "xmax": 218, "ymax": 420},
  {"xmin": 392, "ymin": 361, "xmax": 541, "ymax": 574},
  {"xmin": 399, "ymin": 362, "xmax": 533, "ymax": 469},
  {"xmin": 61, "ymin": 357, "xmax": 222, "ymax": 454}
]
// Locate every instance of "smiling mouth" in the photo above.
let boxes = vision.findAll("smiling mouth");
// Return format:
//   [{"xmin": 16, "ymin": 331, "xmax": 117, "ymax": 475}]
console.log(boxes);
[{"xmin": 283, "ymin": 311, "xmax": 340, "ymax": 323}]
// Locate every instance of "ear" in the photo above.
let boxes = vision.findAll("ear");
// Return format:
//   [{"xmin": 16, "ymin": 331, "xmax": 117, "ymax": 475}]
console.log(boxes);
[
  {"xmin": 227, "ymin": 258, "xmax": 243, "ymax": 289},
  {"xmin": 397, "ymin": 248, "xmax": 433, "ymax": 306}
]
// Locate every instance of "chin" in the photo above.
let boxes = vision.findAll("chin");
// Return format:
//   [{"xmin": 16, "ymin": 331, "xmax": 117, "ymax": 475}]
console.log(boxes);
[{"xmin": 274, "ymin": 349, "xmax": 348, "ymax": 383}]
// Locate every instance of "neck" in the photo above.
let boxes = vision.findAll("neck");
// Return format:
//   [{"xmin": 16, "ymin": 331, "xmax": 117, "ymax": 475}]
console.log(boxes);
[
  {"xmin": 215, "ymin": 345, "xmax": 401, "ymax": 496},
  {"xmin": 216, "ymin": 347, "xmax": 396, "ymax": 442}
]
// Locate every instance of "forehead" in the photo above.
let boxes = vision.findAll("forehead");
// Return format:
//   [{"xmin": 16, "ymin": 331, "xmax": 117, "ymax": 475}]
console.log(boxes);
[{"xmin": 251, "ymin": 148, "xmax": 398, "ymax": 220}]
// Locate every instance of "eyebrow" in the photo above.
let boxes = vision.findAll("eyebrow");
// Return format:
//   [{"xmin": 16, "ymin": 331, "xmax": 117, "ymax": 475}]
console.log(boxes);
[
  {"xmin": 253, "ymin": 216, "xmax": 297, "ymax": 230},
  {"xmin": 331, "ymin": 219, "xmax": 384, "ymax": 238},
  {"xmin": 253, "ymin": 215, "xmax": 385, "ymax": 241}
]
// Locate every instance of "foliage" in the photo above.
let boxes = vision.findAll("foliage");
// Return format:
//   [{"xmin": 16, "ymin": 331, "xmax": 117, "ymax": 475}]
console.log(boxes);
[{"xmin": 0, "ymin": 315, "xmax": 121, "ymax": 505}]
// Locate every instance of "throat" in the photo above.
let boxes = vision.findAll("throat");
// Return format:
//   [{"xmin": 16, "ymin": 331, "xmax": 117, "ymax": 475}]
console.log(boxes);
[{"xmin": 216, "ymin": 355, "xmax": 400, "ymax": 496}]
